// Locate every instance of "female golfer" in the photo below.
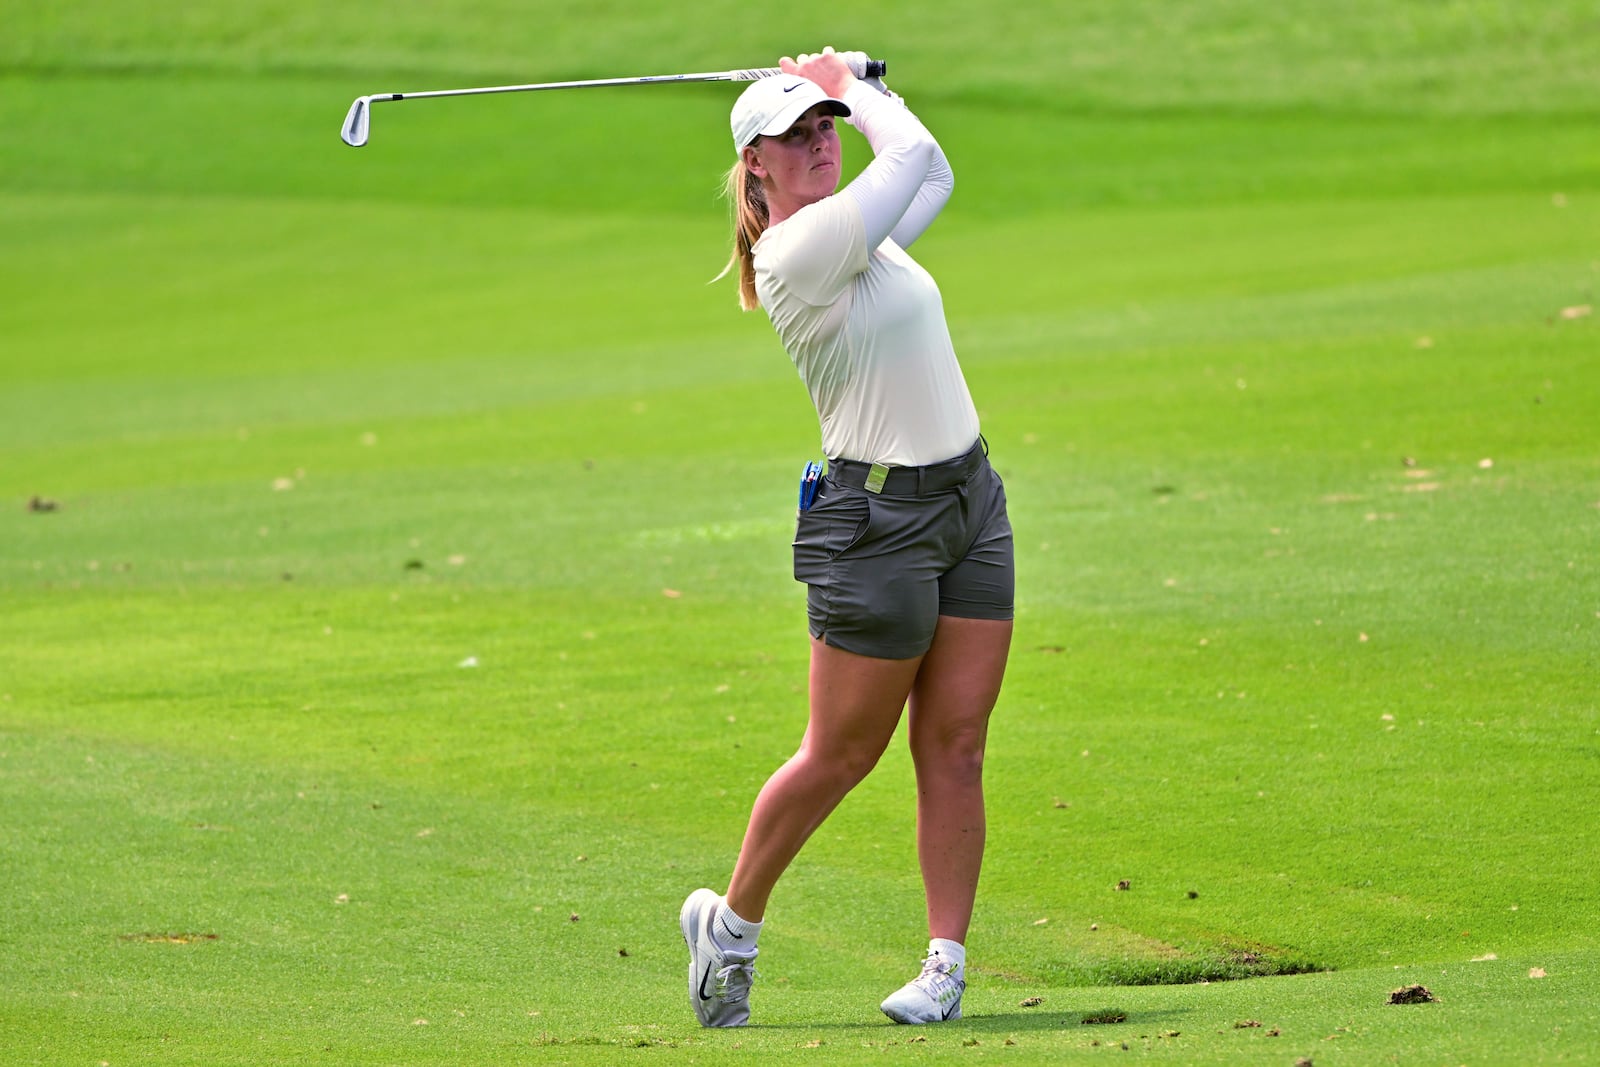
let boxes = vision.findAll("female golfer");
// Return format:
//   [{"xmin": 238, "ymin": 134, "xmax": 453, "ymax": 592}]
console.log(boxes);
[{"xmin": 681, "ymin": 47, "xmax": 1014, "ymax": 1027}]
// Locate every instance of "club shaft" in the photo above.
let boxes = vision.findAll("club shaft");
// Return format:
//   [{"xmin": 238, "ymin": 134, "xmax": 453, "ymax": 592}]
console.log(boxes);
[{"xmin": 375, "ymin": 68, "xmax": 784, "ymax": 103}]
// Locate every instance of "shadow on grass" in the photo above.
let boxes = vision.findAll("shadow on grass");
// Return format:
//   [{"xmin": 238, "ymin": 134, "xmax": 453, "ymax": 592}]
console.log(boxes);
[
  {"xmin": 744, "ymin": 1007, "xmax": 1193, "ymax": 1034},
  {"xmin": 1017, "ymin": 937, "xmax": 1331, "ymax": 987},
  {"xmin": 1086, "ymin": 946, "xmax": 1331, "ymax": 986}
]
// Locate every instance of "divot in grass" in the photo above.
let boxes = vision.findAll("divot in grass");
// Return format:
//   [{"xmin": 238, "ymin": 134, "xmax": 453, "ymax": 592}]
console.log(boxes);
[{"xmin": 1388, "ymin": 983, "xmax": 1438, "ymax": 1004}]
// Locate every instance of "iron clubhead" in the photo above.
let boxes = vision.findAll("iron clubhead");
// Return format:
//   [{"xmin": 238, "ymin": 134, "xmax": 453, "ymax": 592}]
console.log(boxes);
[{"xmin": 341, "ymin": 97, "xmax": 371, "ymax": 147}]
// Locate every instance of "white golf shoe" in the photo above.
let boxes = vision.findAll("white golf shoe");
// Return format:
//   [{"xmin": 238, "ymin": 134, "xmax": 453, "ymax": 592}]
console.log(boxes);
[
  {"xmin": 880, "ymin": 952, "xmax": 965, "ymax": 1024},
  {"xmin": 679, "ymin": 888, "xmax": 758, "ymax": 1027}
]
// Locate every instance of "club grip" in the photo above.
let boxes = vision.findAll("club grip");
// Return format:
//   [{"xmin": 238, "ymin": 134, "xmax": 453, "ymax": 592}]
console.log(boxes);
[{"xmin": 865, "ymin": 59, "xmax": 887, "ymax": 78}]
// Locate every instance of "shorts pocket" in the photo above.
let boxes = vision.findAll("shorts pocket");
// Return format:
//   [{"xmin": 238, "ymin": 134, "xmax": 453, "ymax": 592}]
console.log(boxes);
[{"xmin": 793, "ymin": 486, "xmax": 871, "ymax": 584}]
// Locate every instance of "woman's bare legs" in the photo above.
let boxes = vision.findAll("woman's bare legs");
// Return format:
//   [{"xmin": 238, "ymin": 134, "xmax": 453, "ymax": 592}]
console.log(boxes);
[
  {"xmin": 725, "ymin": 637, "xmax": 923, "ymax": 922},
  {"xmin": 906, "ymin": 616, "xmax": 1013, "ymax": 943}
]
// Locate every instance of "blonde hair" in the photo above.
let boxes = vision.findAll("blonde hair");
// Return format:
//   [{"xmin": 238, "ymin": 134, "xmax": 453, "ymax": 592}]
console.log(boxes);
[{"xmin": 717, "ymin": 158, "xmax": 769, "ymax": 312}]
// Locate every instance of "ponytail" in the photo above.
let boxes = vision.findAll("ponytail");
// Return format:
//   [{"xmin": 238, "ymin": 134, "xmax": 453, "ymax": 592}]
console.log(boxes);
[{"xmin": 717, "ymin": 159, "xmax": 769, "ymax": 311}]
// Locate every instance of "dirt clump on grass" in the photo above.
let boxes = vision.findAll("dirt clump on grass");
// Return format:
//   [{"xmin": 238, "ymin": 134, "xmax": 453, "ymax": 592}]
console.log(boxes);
[{"xmin": 1388, "ymin": 983, "xmax": 1438, "ymax": 1004}]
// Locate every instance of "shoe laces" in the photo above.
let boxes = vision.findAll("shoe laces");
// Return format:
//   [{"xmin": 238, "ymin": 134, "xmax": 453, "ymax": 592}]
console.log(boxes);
[
  {"xmin": 911, "ymin": 954, "xmax": 961, "ymax": 998},
  {"xmin": 714, "ymin": 958, "xmax": 758, "ymax": 1003}
]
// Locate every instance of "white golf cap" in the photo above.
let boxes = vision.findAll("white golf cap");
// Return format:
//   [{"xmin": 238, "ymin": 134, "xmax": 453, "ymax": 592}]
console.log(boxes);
[{"xmin": 730, "ymin": 74, "xmax": 850, "ymax": 152}]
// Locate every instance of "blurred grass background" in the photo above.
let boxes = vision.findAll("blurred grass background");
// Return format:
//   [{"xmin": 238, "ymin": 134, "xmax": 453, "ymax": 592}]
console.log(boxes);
[{"xmin": 2, "ymin": 2, "xmax": 1597, "ymax": 1063}]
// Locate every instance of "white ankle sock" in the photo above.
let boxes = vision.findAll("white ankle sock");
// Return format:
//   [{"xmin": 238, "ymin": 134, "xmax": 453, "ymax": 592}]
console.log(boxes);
[
  {"xmin": 716, "ymin": 899, "xmax": 762, "ymax": 949},
  {"xmin": 929, "ymin": 937, "xmax": 966, "ymax": 971}
]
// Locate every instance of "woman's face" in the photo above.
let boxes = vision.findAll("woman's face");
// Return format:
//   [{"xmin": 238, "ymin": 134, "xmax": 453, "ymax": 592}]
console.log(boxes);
[{"xmin": 745, "ymin": 104, "xmax": 842, "ymax": 218}]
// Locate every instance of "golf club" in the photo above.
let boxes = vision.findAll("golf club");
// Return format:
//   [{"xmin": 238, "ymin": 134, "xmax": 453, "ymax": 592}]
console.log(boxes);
[{"xmin": 341, "ymin": 59, "xmax": 887, "ymax": 147}]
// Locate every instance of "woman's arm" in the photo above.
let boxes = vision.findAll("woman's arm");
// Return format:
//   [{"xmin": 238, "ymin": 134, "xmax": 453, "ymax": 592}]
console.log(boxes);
[
  {"xmin": 843, "ymin": 84, "xmax": 954, "ymax": 250},
  {"xmin": 782, "ymin": 49, "xmax": 953, "ymax": 251}
]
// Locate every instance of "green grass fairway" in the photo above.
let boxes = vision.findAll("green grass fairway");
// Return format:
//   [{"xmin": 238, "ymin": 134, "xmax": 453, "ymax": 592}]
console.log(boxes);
[{"xmin": 3, "ymin": 3, "xmax": 1598, "ymax": 1064}]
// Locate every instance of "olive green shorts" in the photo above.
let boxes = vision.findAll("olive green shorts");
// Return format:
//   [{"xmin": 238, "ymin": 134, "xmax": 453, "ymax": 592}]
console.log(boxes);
[{"xmin": 792, "ymin": 440, "xmax": 1014, "ymax": 660}]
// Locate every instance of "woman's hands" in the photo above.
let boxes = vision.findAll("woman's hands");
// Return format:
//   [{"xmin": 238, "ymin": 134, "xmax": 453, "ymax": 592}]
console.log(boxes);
[{"xmin": 780, "ymin": 46, "xmax": 856, "ymax": 100}]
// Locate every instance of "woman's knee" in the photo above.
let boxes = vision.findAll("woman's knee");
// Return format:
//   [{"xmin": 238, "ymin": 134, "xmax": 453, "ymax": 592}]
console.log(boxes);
[
  {"xmin": 912, "ymin": 721, "xmax": 989, "ymax": 784},
  {"xmin": 796, "ymin": 735, "xmax": 889, "ymax": 788}
]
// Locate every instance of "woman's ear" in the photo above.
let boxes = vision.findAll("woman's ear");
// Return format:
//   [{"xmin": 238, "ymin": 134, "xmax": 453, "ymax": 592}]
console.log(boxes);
[{"xmin": 741, "ymin": 145, "xmax": 766, "ymax": 180}]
